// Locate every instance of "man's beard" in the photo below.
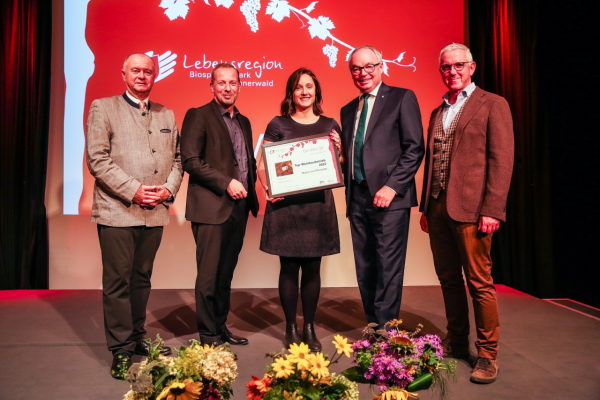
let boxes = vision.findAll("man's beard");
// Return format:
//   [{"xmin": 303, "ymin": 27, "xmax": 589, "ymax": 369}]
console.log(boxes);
[{"xmin": 217, "ymin": 93, "xmax": 237, "ymax": 108}]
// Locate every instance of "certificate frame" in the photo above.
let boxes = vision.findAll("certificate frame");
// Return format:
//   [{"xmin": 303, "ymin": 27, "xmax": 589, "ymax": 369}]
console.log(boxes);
[{"xmin": 261, "ymin": 134, "xmax": 345, "ymax": 198}]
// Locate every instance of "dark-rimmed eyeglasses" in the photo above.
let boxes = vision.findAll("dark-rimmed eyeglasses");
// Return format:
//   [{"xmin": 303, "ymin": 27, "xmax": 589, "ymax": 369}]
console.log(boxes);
[
  {"xmin": 440, "ymin": 62, "xmax": 471, "ymax": 73},
  {"xmin": 351, "ymin": 63, "xmax": 380, "ymax": 76}
]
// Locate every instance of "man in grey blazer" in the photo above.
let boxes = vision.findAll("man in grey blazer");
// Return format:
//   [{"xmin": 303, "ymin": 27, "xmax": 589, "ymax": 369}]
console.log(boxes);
[
  {"xmin": 332, "ymin": 45, "xmax": 424, "ymax": 330},
  {"xmin": 86, "ymin": 53, "xmax": 183, "ymax": 379}
]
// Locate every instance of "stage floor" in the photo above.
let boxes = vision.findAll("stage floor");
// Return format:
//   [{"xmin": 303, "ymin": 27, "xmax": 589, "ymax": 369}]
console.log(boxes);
[{"xmin": 1, "ymin": 285, "xmax": 599, "ymax": 399}]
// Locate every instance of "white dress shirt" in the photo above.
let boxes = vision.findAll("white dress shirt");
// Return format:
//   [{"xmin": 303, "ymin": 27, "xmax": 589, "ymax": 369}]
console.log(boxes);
[
  {"xmin": 125, "ymin": 90, "xmax": 149, "ymax": 108},
  {"xmin": 442, "ymin": 82, "xmax": 476, "ymax": 132}
]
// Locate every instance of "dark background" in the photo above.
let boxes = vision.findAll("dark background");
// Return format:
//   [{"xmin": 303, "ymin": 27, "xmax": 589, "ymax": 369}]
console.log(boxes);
[{"xmin": 1, "ymin": 0, "xmax": 598, "ymax": 307}]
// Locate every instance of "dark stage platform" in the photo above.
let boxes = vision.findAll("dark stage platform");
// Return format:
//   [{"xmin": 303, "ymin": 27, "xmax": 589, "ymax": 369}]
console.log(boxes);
[{"xmin": 1, "ymin": 286, "xmax": 599, "ymax": 399}]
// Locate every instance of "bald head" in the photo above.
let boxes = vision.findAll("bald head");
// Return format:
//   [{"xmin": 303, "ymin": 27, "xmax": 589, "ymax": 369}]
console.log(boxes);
[
  {"xmin": 123, "ymin": 53, "xmax": 155, "ymax": 70},
  {"xmin": 122, "ymin": 53, "xmax": 156, "ymax": 100}
]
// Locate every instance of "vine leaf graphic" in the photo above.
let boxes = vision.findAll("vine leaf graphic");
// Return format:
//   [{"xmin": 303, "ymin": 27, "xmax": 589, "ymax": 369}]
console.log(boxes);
[
  {"xmin": 160, "ymin": 0, "xmax": 192, "ymax": 21},
  {"xmin": 265, "ymin": 0, "xmax": 291, "ymax": 22},
  {"xmin": 305, "ymin": 1, "xmax": 317, "ymax": 13},
  {"xmin": 308, "ymin": 16, "xmax": 335, "ymax": 40},
  {"xmin": 158, "ymin": 0, "xmax": 417, "ymax": 73}
]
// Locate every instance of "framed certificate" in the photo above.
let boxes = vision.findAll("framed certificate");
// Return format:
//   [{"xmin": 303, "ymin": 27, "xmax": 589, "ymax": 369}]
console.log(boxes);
[{"xmin": 262, "ymin": 134, "xmax": 344, "ymax": 198}]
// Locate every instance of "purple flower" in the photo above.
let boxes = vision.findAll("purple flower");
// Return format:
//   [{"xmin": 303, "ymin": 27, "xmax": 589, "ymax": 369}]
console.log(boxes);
[{"xmin": 413, "ymin": 334, "xmax": 443, "ymax": 359}]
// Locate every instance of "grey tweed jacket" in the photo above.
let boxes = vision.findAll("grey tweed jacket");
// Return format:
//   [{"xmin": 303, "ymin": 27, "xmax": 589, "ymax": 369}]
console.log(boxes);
[{"xmin": 85, "ymin": 94, "xmax": 183, "ymax": 227}]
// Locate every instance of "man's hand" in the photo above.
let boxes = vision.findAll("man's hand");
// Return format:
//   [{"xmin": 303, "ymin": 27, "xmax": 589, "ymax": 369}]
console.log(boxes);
[
  {"xmin": 420, "ymin": 213, "xmax": 429, "ymax": 233},
  {"xmin": 133, "ymin": 185, "xmax": 172, "ymax": 208},
  {"xmin": 227, "ymin": 179, "xmax": 248, "ymax": 200},
  {"xmin": 263, "ymin": 184, "xmax": 283, "ymax": 203},
  {"xmin": 479, "ymin": 215, "xmax": 500, "ymax": 233},
  {"xmin": 373, "ymin": 186, "xmax": 396, "ymax": 208}
]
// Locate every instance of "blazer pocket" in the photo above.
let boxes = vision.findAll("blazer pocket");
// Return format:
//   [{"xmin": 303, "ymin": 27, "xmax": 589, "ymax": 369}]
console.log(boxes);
[{"xmin": 462, "ymin": 172, "xmax": 485, "ymax": 212}]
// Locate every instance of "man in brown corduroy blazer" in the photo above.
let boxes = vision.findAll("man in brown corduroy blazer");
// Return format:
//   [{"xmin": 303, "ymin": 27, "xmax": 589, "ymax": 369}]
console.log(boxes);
[
  {"xmin": 86, "ymin": 53, "xmax": 183, "ymax": 379},
  {"xmin": 419, "ymin": 44, "xmax": 514, "ymax": 384}
]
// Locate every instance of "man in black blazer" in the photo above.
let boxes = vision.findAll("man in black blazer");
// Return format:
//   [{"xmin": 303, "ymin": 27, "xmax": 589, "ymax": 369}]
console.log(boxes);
[
  {"xmin": 333, "ymin": 46, "xmax": 424, "ymax": 329},
  {"xmin": 181, "ymin": 63, "xmax": 259, "ymax": 346}
]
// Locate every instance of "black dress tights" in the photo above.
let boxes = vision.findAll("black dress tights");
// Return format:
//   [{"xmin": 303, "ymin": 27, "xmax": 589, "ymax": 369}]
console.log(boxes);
[{"xmin": 278, "ymin": 256, "xmax": 322, "ymax": 325}]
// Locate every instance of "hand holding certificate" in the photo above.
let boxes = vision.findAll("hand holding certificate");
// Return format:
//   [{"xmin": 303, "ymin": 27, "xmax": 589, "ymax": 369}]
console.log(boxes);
[{"xmin": 261, "ymin": 134, "xmax": 344, "ymax": 198}]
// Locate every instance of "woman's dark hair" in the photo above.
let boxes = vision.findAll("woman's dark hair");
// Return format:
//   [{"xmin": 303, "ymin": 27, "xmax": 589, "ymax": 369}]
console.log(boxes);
[{"xmin": 280, "ymin": 68, "xmax": 323, "ymax": 117}]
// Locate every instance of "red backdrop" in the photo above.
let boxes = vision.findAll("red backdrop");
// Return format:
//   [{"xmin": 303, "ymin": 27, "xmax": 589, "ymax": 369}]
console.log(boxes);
[{"xmin": 77, "ymin": 0, "xmax": 464, "ymax": 214}]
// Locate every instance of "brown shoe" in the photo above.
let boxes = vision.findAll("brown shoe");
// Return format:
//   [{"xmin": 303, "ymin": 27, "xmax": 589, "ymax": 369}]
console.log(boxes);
[
  {"xmin": 470, "ymin": 357, "xmax": 498, "ymax": 383},
  {"xmin": 441, "ymin": 339, "xmax": 469, "ymax": 359}
]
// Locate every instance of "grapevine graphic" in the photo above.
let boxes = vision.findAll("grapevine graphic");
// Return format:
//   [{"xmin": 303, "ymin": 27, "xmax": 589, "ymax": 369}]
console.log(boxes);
[{"xmin": 159, "ymin": 0, "xmax": 417, "ymax": 74}]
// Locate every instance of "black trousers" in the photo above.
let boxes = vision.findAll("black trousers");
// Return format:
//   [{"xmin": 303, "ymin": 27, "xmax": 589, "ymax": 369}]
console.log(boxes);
[
  {"xmin": 97, "ymin": 224, "xmax": 163, "ymax": 355},
  {"xmin": 192, "ymin": 200, "xmax": 248, "ymax": 343},
  {"xmin": 349, "ymin": 181, "xmax": 411, "ymax": 328}
]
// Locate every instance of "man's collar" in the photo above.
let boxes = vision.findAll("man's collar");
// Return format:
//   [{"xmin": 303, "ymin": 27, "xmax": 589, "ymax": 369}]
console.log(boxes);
[
  {"xmin": 359, "ymin": 81, "xmax": 383, "ymax": 99},
  {"xmin": 442, "ymin": 82, "xmax": 476, "ymax": 105},
  {"xmin": 123, "ymin": 91, "xmax": 150, "ymax": 109},
  {"xmin": 215, "ymin": 99, "xmax": 240, "ymax": 117}
]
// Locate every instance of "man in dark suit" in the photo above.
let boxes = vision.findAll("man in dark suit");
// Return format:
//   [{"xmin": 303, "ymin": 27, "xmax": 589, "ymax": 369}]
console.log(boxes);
[
  {"xmin": 419, "ymin": 43, "xmax": 514, "ymax": 384},
  {"xmin": 332, "ymin": 45, "xmax": 424, "ymax": 330},
  {"xmin": 181, "ymin": 63, "xmax": 259, "ymax": 346}
]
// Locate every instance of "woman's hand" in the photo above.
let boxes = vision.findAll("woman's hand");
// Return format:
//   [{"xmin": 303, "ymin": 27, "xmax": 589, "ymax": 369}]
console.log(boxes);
[
  {"xmin": 263, "ymin": 184, "xmax": 284, "ymax": 203},
  {"xmin": 330, "ymin": 129, "xmax": 342, "ymax": 153}
]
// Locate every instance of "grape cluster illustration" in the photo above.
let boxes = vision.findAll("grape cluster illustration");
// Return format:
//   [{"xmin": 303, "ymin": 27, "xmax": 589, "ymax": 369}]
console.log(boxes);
[
  {"xmin": 322, "ymin": 44, "xmax": 338, "ymax": 68},
  {"xmin": 240, "ymin": 0, "xmax": 261, "ymax": 32}
]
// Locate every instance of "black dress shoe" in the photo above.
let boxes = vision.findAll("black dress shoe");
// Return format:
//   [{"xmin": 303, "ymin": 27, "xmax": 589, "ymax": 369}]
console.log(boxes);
[
  {"xmin": 135, "ymin": 341, "xmax": 172, "ymax": 356},
  {"xmin": 110, "ymin": 352, "xmax": 132, "ymax": 380},
  {"xmin": 204, "ymin": 339, "xmax": 225, "ymax": 347},
  {"xmin": 222, "ymin": 327, "xmax": 249, "ymax": 345},
  {"xmin": 303, "ymin": 323, "xmax": 322, "ymax": 352},
  {"xmin": 285, "ymin": 323, "xmax": 301, "ymax": 348}
]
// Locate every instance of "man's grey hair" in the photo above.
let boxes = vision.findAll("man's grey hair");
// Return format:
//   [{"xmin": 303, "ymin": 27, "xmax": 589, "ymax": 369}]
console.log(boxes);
[
  {"xmin": 123, "ymin": 53, "xmax": 156, "ymax": 71},
  {"xmin": 347, "ymin": 45, "xmax": 383, "ymax": 69},
  {"xmin": 439, "ymin": 43, "xmax": 473, "ymax": 64}
]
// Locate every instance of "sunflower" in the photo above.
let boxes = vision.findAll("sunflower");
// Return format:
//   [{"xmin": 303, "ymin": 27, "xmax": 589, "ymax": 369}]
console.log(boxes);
[
  {"xmin": 156, "ymin": 379, "xmax": 203, "ymax": 400},
  {"xmin": 332, "ymin": 334, "xmax": 353, "ymax": 358},
  {"xmin": 307, "ymin": 353, "xmax": 330, "ymax": 379},
  {"xmin": 271, "ymin": 357, "xmax": 294, "ymax": 379},
  {"xmin": 287, "ymin": 343, "xmax": 311, "ymax": 370}
]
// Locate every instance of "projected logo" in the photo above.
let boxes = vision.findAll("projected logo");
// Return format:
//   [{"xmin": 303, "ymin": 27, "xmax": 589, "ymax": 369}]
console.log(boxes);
[
  {"xmin": 146, "ymin": 50, "xmax": 177, "ymax": 82},
  {"xmin": 159, "ymin": 0, "xmax": 417, "ymax": 73}
]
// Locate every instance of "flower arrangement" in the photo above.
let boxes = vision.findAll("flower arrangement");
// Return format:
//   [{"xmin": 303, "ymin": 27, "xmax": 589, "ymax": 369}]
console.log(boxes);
[
  {"xmin": 123, "ymin": 336, "xmax": 238, "ymax": 400},
  {"xmin": 342, "ymin": 321, "xmax": 456, "ymax": 400},
  {"xmin": 246, "ymin": 335, "xmax": 359, "ymax": 400}
]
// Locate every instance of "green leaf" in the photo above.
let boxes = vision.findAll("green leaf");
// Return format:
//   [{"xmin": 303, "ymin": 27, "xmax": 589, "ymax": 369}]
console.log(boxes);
[
  {"xmin": 154, "ymin": 370, "xmax": 171, "ymax": 388},
  {"xmin": 341, "ymin": 366, "xmax": 372, "ymax": 384},
  {"xmin": 406, "ymin": 373, "xmax": 433, "ymax": 392}
]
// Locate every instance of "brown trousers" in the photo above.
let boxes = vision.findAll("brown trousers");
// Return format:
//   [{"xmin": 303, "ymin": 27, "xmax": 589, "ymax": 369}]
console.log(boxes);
[{"xmin": 426, "ymin": 192, "xmax": 499, "ymax": 359}]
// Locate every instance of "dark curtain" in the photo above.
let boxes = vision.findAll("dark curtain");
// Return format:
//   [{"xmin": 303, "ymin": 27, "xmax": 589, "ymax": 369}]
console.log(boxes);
[
  {"xmin": 469, "ymin": 0, "xmax": 598, "ymax": 307},
  {"xmin": 0, "ymin": 0, "xmax": 51, "ymax": 289}
]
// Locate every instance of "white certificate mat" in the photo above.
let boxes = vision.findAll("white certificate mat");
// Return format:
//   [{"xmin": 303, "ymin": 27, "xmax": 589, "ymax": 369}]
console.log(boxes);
[{"xmin": 262, "ymin": 134, "xmax": 344, "ymax": 197}]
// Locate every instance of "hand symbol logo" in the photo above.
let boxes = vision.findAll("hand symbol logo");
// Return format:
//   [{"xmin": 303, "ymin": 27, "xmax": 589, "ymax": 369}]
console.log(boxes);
[{"xmin": 145, "ymin": 50, "xmax": 177, "ymax": 82}]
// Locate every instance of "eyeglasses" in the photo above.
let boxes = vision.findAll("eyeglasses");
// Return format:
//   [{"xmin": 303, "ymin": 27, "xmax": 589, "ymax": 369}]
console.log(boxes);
[
  {"xmin": 351, "ymin": 63, "xmax": 380, "ymax": 76},
  {"xmin": 440, "ymin": 62, "xmax": 471, "ymax": 73}
]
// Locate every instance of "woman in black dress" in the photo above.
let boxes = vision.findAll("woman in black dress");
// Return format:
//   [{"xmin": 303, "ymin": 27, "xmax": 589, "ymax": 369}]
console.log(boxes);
[{"xmin": 257, "ymin": 68, "xmax": 341, "ymax": 351}]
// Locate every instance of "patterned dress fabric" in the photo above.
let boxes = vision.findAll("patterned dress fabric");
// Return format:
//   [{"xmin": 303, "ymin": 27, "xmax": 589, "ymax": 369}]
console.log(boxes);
[{"xmin": 260, "ymin": 115, "xmax": 341, "ymax": 257}]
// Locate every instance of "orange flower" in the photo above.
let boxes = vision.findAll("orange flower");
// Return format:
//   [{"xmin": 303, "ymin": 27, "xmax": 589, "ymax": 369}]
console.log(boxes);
[
  {"xmin": 156, "ymin": 379, "xmax": 203, "ymax": 400},
  {"xmin": 246, "ymin": 375, "xmax": 272, "ymax": 400}
]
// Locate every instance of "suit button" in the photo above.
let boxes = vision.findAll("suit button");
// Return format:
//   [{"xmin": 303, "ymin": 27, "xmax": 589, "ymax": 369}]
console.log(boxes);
[{"xmin": 154, "ymin": 170, "xmax": 158, "ymax": 174}]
